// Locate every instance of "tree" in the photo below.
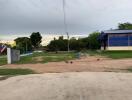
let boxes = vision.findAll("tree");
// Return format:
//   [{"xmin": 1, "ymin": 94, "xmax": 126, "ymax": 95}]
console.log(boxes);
[
  {"xmin": 69, "ymin": 37, "xmax": 79, "ymax": 50},
  {"xmin": 14, "ymin": 37, "xmax": 32, "ymax": 53},
  {"xmin": 48, "ymin": 36, "xmax": 88, "ymax": 51},
  {"xmin": 88, "ymin": 32, "xmax": 101, "ymax": 50},
  {"xmin": 30, "ymin": 32, "xmax": 42, "ymax": 48},
  {"xmin": 118, "ymin": 22, "xmax": 132, "ymax": 30},
  {"xmin": 47, "ymin": 32, "xmax": 101, "ymax": 51},
  {"xmin": 59, "ymin": 36, "xmax": 64, "ymax": 40},
  {"xmin": 47, "ymin": 36, "xmax": 67, "ymax": 51}
]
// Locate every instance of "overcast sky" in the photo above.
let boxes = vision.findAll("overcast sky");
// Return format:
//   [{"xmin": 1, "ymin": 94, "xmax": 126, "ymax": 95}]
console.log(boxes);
[{"xmin": 1, "ymin": 0, "xmax": 132, "ymax": 41}]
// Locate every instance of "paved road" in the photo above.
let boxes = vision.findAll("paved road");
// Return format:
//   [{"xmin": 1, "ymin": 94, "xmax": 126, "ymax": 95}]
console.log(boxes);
[{"xmin": 0, "ymin": 72, "xmax": 132, "ymax": 100}]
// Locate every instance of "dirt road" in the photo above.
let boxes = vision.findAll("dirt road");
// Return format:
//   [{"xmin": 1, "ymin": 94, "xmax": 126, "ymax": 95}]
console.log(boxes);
[
  {"xmin": 0, "ymin": 72, "xmax": 132, "ymax": 100},
  {"xmin": 4, "ymin": 56, "xmax": 132, "ymax": 73}
]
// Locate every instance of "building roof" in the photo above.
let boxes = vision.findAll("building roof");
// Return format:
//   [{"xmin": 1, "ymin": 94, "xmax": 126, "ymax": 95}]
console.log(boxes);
[
  {"xmin": 99, "ymin": 30, "xmax": 132, "ymax": 41},
  {"xmin": 103, "ymin": 30, "xmax": 132, "ymax": 34}
]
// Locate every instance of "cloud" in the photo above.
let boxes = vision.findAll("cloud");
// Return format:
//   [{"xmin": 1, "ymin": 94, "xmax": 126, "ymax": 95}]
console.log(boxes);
[{"xmin": 0, "ymin": 0, "xmax": 132, "ymax": 36}]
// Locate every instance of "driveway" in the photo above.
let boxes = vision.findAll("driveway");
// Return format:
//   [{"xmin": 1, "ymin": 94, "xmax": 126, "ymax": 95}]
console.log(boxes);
[{"xmin": 0, "ymin": 72, "xmax": 132, "ymax": 100}]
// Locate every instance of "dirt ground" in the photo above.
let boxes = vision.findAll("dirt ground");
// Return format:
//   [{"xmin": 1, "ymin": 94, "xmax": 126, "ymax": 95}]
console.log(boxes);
[
  {"xmin": 3, "ymin": 55, "xmax": 132, "ymax": 73},
  {"xmin": 0, "ymin": 72, "xmax": 132, "ymax": 100}
]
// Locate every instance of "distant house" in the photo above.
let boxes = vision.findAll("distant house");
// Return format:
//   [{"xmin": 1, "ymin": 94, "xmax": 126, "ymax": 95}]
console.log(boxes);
[
  {"xmin": 0, "ymin": 46, "xmax": 3, "ymax": 52},
  {"xmin": 0, "ymin": 45, "xmax": 7, "ymax": 54},
  {"xmin": 99, "ymin": 30, "xmax": 132, "ymax": 50}
]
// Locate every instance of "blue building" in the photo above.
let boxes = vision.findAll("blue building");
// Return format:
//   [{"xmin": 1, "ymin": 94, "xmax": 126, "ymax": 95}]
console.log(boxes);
[{"xmin": 99, "ymin": 30, "xmax": 132, "ymax": 50}]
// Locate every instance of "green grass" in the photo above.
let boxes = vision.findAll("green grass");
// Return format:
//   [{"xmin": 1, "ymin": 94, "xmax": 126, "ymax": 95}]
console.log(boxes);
[
  {"xmin": 0, "ymin": 68, "xmax": 35, "ymax": 75},
  {"xmin": 0, "ymin": 52, "xmax": 76, "ymax": 65},
  {"xmin": 124, "ymin": 66, "xmax": 132, "ymax": 72},
  {"xmin": 86, "ymin": 50, "xmax": 132, "ymax": 59},
  {"xmin": 101, "ymin": 51, "xmax": 132, "ymax": 59},
  {"xmin": 15, "ymin": 52, "xmax": 76, "ymax": 64},
  {"xmin": 0, "ymin": 58, "xmax": 7, "ymax": 66},
  {"xmin": 127, "ymin": 69, "xmax": 132, "ymax": 72},
  {"xmin": 1, "ymin": 51, "xmax": 132, "ymax": 65},
  {"xmin": 1, "ymin": 50, "xmax": 132, "ymax": 65}
]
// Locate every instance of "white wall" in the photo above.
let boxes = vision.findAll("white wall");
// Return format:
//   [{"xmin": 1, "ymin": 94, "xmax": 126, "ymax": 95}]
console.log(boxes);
[{"xmin": 106, "ymin": 46, "xmax": 132, "ymax": 50}]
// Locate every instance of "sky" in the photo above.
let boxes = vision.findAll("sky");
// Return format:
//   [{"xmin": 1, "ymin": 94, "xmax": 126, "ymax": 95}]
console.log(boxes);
[{"xmin": 0, "ymin": 0, "xmax": 132, "ymax": 44}]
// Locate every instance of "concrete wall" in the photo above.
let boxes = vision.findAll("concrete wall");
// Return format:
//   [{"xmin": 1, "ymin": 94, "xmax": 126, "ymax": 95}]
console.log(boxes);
[{"xmin": 7, "ymin": 48, "xmax": 20, "ymax": 64}]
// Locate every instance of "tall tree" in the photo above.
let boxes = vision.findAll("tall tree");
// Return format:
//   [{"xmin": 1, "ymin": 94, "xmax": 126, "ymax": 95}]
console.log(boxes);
[
  {"xmin": 30, "ymin": 32, "xmax": 42, "ymax": 48},
  {"xmin": 118, "ymin": 22, "xmax": 132, "ymax": 30},
  {"xmin": 69, "ymin": 37, "xmax": 79, "ymax": 50},
  {"xmin": 88, "ymin": 32, "xmax": 101, "ymax": 50},
  {"xmin": 14, "ymin": 37, "xmax": 32, "ymax": 53},
  {"xmin": 47, "ymin": 36, "xmax": 67, "ymax": 51}
]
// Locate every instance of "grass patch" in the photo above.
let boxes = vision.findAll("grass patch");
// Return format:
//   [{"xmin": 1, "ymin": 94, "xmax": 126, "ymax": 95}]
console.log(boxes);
[
  {"xmin": 0, "ymin": 52, "xmax": 76, "ymax": 65},
  {"xmin": 15, "ymin": 52, "xmax": 76, "ymax": 64},
  {"xmin": 125, "ymin": 68, "xmax": 132, "ymax": 72},
  {"xmin": 0, "ymin": 58, "xmax": 7, "ymax": 66},
  {"xmin": 0, "ymin": 68, "xmax": 35, "ymax": 75},
  {"xmin": 1, "ymin": 51, "xmax": 132, "ymax": 65},
  {"xmin": 86, "ymin": 50, "xmax": 132, "ymax": 59},
  {"xmin": 99, "ymin": 51, "xmax": 132, "ymax": 59}
]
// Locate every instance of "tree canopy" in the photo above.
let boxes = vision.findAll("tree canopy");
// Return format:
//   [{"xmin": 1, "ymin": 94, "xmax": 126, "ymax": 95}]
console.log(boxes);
[
  {"xmin": 118, "ymin": 22, "xmax": 132, "ymax": 30},
  {"xmin": 88, "ymin": 32, "xmax": 101, "ymax": 50},
  {"xmin": 13, "ymin": 31, "xmax": 101, "ymax": 52},
  {"xmin": 47, "ymin": 36, "xmax": 67, "ymax": 51},
  {"xmin": 30, "ymin": 32, "xmax": 42, "ymax": 48},
  {"xmin": 47, "ymin": 32, "xmax": 101, "ymax": 51},
  {"xmin": 14, "ymin": 37, "xmax": 32, "ymax": 53}
]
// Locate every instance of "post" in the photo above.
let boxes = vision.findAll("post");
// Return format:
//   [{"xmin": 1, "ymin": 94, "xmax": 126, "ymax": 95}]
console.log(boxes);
[
  {"xmin": 128, "ymin": 34, "xmax": 130, "ymax": 46},
  {"xmin": 7, "ymin": 48, "xmax": 11, "ymax": 64},
  {"xmin": 26, "ymin": 41, "xmax": 28, "ymax": 53},
  {"xmin": 7, "ymin": 48, "xmax": 20, "ymax": 64},
  {"xmin": 107, "ymin": 34, "xmax": 109, "ymax": 50},
  {"xmin": 67, "ymin": 32, "xmax": 70, "ymax": 52}
]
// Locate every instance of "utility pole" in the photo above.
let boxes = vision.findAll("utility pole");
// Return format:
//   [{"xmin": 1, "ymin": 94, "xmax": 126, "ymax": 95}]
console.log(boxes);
[
  {"xmin": 67, "ymin": 32, "xmax": 70, "ymax": 52},
  {"xmin": 26, "ymin": 41, "xmax": 28, "ymax": 53},
  {"xmin": 63, "ymin": 0, "xmax": 70, "ymax": 52}
]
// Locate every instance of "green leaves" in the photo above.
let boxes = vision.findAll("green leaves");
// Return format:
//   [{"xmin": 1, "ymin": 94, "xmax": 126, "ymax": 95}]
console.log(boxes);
[
  {"xmin": 118, "ymin": 22, "xmax": 132, "ymax": 30},
  {"xmin": 30, "ymin": 32, "xmax": 42, "ymax": 48}
]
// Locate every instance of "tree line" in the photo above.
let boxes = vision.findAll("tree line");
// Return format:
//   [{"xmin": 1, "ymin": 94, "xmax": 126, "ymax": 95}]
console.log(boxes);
[
  {"xmin": 14, "ymin": 32, "xmax": 42, "ymax": 53},
  {"xmin": 47, "ymin": 32, "xmax": 101, "ymax": 51},
  {"xmin": 13, "ymin": 31, "xmax": 101, "ymax": 53},
  {"xmin": 1, "ymin": 22, "xmax": 132, "ymax": 54}
]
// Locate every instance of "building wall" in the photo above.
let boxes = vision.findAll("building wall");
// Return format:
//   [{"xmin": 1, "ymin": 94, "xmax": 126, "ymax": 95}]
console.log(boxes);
[
  {"xmin": 106, "ymin": 33, "xmax": 132, "ymax": 50},
  {"xmin": 107, "ymin": 46, "xmax": 132, "ymax": 50},
  {"xmin": 108, "ymin": 34, "xmax": 129, "ymax": 46}
]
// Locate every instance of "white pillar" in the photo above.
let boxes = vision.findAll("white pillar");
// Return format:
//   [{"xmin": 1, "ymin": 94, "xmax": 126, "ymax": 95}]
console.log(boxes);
[{"xmin": 7, "ymin": 48, "xmax": 12, "ymax": 64}]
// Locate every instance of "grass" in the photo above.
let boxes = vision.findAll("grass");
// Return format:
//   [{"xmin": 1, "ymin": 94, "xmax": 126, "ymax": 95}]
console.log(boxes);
[
  {"xmin": 86, "ymin": 50, "xmax": 132, "ymax": 59},
  {"xmin": 0, "ymin": 58, "xmax": 7, "ymax": 66},
  {"xmin": 15, "ymin": 52, "xmax": 76, "ymax": 64},
  {"xmin": 0, "ymin": 52, "xmax": 76, "ymax": 65},
  {"xmin": 2, "ymin": 50, "xmax": 132, "ymax": 65},
  {"xmin": 0, "ymin": 68, "xmax": 35, "ymax": 76},
  {"xmin": 124, "ymin": 66, "xmax": 132, "ymax": 72}
]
